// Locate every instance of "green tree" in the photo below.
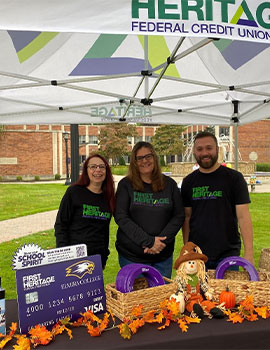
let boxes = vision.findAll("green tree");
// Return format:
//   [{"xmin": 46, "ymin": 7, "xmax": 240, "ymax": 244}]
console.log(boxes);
[
  {"xmin": 152, "ymin": 125, "xmax": 185, "ymax": 162},
  {"xmin": 0, "ymin": 125, "xmax": 5, "ymax": 139},
  {"xmin": 99, "ymin": 124, "xmax": 137, "ymax": 164},
  {"xmin": 204, "ymin": 125, "xmax": 215, "ymax": 134}
]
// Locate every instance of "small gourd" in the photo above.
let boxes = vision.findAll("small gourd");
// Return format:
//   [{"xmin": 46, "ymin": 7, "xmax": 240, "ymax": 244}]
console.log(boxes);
[
  {"xmin": 219, "ymin": 286, "xmax": 236, "ymax": 309},
  {"xmin": 170, "ymin": 293, "xmax": 185, "ymax": 313}
]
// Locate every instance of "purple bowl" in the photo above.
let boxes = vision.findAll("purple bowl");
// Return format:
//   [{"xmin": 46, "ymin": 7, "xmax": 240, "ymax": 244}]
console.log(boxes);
[
  {"xmin": 215, "ymin": 256, "xmax": 259, "ymax": 281},
  {"xmin": 116, "ymin": 263, "xmax": 165, "ymax": 293}
]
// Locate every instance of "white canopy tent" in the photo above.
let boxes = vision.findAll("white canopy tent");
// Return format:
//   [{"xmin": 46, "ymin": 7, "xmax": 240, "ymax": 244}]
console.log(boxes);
[
  {"xmin": 0, "ymin": 1, "xmax": 270, "ymax": 175},
  {"xmin": 0, "ymin": 0, "xmax": 269, "ymax": 127}
]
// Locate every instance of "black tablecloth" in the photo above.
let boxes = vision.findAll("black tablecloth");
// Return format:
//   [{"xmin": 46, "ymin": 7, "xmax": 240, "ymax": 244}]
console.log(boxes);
[{"xmin": 5, "ymin": 299, "xmax": 270, "ymax": 349}]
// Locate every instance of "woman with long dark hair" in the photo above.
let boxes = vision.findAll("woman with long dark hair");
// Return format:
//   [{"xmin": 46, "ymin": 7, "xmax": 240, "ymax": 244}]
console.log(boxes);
[
  {"xmin": 114, "ymin": 142, "xmax": 185, "ymax": 278},
  {"xmin": 55, "ymin": 154, "xmax": 115, "ymax": 269}
]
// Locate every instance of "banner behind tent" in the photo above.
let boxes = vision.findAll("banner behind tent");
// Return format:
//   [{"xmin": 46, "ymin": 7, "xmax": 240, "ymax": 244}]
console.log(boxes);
[{"xmin": 0, "ymin": 1, "xmax": 269, "ymax": 43}]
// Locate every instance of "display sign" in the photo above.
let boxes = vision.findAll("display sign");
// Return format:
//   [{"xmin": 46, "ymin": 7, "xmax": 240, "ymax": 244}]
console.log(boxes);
[
  {"xmin": 12, "ymin": 244, "xmax": 87, "ymax": 270},
  {"xmin": 0, "ymin": 289, "xmax": 5, "ymax": 335},
  {"xmin": 16, "ymin": 255, "xmax": 106, "ymax": 334}
]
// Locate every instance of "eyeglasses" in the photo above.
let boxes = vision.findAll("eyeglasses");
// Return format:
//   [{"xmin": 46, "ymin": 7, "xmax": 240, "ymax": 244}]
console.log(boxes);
[
  {"xmin": 88, "ymin": 164, "xmax": 106, "ymax": 171},
  {"xmin": 136, "ymin": 153, "xmax": 154, "ymax": 162}
]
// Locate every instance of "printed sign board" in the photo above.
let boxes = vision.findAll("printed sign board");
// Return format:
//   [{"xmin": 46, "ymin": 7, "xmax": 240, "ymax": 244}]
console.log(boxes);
[
  {"xmin": 12, "ymin": 244, "xmax": 87, "ymax": 270},
  {"xmin": 16, "ymin": 254, "xmax": 105, "ymax": 334}
]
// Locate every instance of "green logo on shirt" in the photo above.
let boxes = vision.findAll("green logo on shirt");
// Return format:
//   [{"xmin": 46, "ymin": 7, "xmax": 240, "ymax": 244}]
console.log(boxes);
[
  {"xmin": 192, "ymin": 186, "xmax": 222, "ymax": 199},
  {"xmin": 83, "ymin": 205, "xmax": 110, "ymax": 219},
  {"xmin": 133, "ymin": 192, "xmax": 169, "ymax": 205}
]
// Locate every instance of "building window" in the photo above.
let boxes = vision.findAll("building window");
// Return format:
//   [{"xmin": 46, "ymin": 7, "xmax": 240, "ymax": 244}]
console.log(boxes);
[
  {"xmin": 145, "ymin": 136, "xmax": 152, "ymax": 142},
  {"xmin": 89, "ymin": 135, "xmax": 98, "ymax": 144},
  {"xmin": 79, "ymin": 135, "xmax": 86, "ymax": 144},
  {"xmin": 79, "ymin": 155, "xmax": 86, "ymax": 172},
  {"xmin": 80, "ymin": 155, "xmax": 86, "ymax": 164},
  {"xmin": 219, "ymin": 127, "xmax": 230, "ymax": 137},
  {"xmin": 135, "ymin": 136, "xmax": 143, "ymax": 143},
  {"xmin": 127, "ymin": 136, "xmax": 132, "ymax": 144},
  {"xmin": 123, "ymin": 155, "xmax": 130, "ymax": 164}
]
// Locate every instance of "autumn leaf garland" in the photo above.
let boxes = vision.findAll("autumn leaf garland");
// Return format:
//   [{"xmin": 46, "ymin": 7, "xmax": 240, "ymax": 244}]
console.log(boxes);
[
  {"xmin": 0, "ymin": 296, "xmax": 270, "ymax": 349},
  {"xmin": 225, "ymin": 295, "xmax": 270, "ymax": 323}
]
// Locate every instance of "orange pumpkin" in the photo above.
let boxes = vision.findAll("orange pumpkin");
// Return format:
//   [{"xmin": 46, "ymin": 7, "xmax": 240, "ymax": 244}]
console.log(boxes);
[{"xmin": 219, "ymin": 287, "xmax": 236, "ymax": 309}]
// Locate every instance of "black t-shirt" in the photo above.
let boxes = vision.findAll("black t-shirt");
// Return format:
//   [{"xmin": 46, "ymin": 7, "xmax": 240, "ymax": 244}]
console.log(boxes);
[
  {"xmin": 54, "ymin": 185, "xmax": 111, "ymax": 267},
  {"xmin": 181, "ymin": 166, "xmax": 250, "ymax": 261},
  {"xmin": 114, "ymin": 175, "xmax": 185, "ymax": 263}
]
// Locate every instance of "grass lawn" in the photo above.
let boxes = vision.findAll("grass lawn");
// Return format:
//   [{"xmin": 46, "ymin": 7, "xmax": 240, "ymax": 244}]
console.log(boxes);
[
  {"xmin": 0, "ymin": 183, "xmax": 269, "ymax": 300},
  {"xmin": 0, "ymin": 184, "xmax": 67, "ymax": 221}
]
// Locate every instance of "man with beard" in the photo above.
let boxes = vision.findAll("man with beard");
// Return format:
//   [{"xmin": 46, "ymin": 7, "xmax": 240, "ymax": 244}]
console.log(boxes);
[{"xmin": 181, "ymin": 131, "xmax": 254, "ymax": 270}]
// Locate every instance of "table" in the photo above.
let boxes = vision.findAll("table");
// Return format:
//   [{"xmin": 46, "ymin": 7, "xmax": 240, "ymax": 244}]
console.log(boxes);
[
  {"xmin": 5, "ymin": 299, "xmax": 270, "ymax": 349},
  {"xmin": 247, "ymin": 183, "xmax": 261, "ymax": 192}
]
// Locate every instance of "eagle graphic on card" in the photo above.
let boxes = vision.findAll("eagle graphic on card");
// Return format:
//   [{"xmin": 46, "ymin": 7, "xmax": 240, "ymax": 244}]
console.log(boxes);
[{"xmin": 65, "ymin": 260, "xmax": 95, "ymax": 279}]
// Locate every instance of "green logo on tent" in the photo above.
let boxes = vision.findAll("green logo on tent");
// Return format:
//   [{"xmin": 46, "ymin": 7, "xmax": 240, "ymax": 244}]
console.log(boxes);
[{"xmin": 131, "ymin": 0, "xmax": 270, "ymax": 29}]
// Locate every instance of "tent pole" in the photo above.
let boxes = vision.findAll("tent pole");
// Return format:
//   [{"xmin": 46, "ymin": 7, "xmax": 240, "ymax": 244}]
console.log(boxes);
[
  {"xmin": 144, "ymin": 35, "xmax": 149, "ymax": 97},
  {"xmin": 232, "ymin": 101, "xmax": 239, "ymax": 171},
  {"xmin": 234, "ymin": 123, "xmax": 239, "ymax": 171},
  {"xmin": 70, "ymin": 124, "xmax": 80, "ymax": 183}
]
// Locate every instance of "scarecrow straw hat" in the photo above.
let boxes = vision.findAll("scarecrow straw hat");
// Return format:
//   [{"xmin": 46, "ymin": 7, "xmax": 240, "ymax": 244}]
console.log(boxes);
[{"xmin": 174, "ymin": 242, "xmax": 208, "ymax": 270}]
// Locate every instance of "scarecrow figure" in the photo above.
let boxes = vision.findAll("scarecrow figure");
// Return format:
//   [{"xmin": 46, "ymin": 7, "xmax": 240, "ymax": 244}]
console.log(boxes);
[{"xmin": 172, "ymin": 242, "xmax": 224, "ymax": 319}]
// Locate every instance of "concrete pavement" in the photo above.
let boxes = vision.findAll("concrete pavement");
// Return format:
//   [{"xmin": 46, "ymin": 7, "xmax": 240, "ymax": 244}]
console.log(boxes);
[
  {"xmin": 0, "ymin": 176, "xmax": 270, "ymax": 243},
  {"xmin": 0, "ymin": 210, "xmax": 58, "ymax": 243},
  {"xmin": 0, "ymin": 175, "xmax": 124, "ymax": 243}
]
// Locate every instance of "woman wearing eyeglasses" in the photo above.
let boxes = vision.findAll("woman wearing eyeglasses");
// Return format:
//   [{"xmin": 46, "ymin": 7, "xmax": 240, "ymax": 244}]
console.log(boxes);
[
  {"xmin": 114, "ymin": 142, "xmax": 185, "ymax": 278},
  {"xmin": 54, "ymin": 154, "xmax": 115, "ymax": 269}
]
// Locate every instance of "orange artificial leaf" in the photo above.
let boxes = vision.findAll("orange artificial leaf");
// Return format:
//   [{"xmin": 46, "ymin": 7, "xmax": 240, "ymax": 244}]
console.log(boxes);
[
  {"xmin": 0, "ymin": 335, "xmax": 12, "ymax": 349},
  {"xmin": 155, "ymin": 312, "xmax": 164, "ymax": 324},
  {"xmin": 52, "ymin": 323, "xmax": 65, "ymax": 336},
  {"xmin": 65, "ymin": 327, "xmax": 73, "ymax": 340},
  {"xmin": 143, "ymin": 310, "xmax": 156, "ymax": 323},
  {"xmin": 178, "ymin": 319, "xmax": 188, "ymax": 333},
  {"xmin": 161, "ymin": 308, "xmax": 169, "ymax": 318},
  {"xmin": 29, "ymin": 324, "xmax": 53, "ymax": 346},
  {"xmin": 107, "ymin": 308, "xmax": 116, "ymax": 324},
  {"xmin": 59, "ymin": 317, "xmax": 71, "ymax": 325},
  {"xmin": 240, "ymin": 295, "xmax": 255, "ymax": 311},
  {"xmin": 119, "ymin": 323, "xmax": 131, "ymax": 340},
  {"xmin": 131, "ymin": 304, "xmax": 143, "ymax": 318},
  {"xmin": 9, "ymin": 322, "xmax": 17, "ymax": 336},
  {"xmin": 72, "ymin": 317, "xmax": 83, "ymax": 327},
  {"xmin": 87, "ymin": 324, "xmax": 101, "ymax": 337},
  {"xmin": 129, "ymin": 318, "xmax": 145, "ymax": 334},
  {"xmin": 158, "ymin": 318, "xmax": 170, "ymax": 330},
  {"xmin": 167, "ymin": 299, "xmax": 181, "ymax": 316},
  {"xmin": 255, "ymin": 307, "xmax": 270, "ymax": 319},
  {"xmin": 247, "ymin": 313, "xmax": 258, "ymax": 322},
  {"xmin": 185, "ymin": 315, "xmax": 201, "ymax": 324},
  {"xmin": 52, "ymin": 323, "xmax": 73, "ymax": 339},
  {"xmin": 99, "ymin": 313, "xmax": 110, "ymax": 332},
  {"xmin": 13, "ymin": 335, "xmax": 31, "ymax": 350},
  {"xmin": 227, "ymin": 313, "xmax": 244, "ymax": 324},
  {"xmin": 159, "ymin": 299, "xmax": 169, "ymax": 310},
  {"xmin": 82, "ymin": 310, "xmax": 101, "ymax": 324},
  {"xmin": 224, "ymin": 309, "xmax": 232, "ymax": 317}
]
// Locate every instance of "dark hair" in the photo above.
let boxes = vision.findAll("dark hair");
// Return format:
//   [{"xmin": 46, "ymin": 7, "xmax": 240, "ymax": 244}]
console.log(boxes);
[
  {"xmin": 194, "ymin": 131, "xmax": 218, "ymax": 146},
  {"xmin": 128, "ymin": 141, "xmax": 164, "ymax": 192},
  {"xmin": 74, "ymin": 153, "xmax": 115, "ymax": 213}
]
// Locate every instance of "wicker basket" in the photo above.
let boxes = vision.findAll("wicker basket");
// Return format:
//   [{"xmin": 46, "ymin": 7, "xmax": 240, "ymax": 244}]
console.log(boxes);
[
  {"xmin": 207, "ymin": 269, "xmax": 270, "ymax": 307},
  {"xmin": 259, "ymin": 248, "xmax": 270, "ymax": 271},
  {"xmin": 105, "ymin": 277, "xmax": 177, "ymax": 321}
]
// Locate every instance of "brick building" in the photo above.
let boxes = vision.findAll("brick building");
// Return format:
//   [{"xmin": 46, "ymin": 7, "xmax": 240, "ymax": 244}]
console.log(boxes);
[
  {"xmin": 0, "ymin": 120, "xmax": 269, "ymax": 181},
  {"xmin": 0, "ymin": 124, "xmax": 156, "ymax": 180}
]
